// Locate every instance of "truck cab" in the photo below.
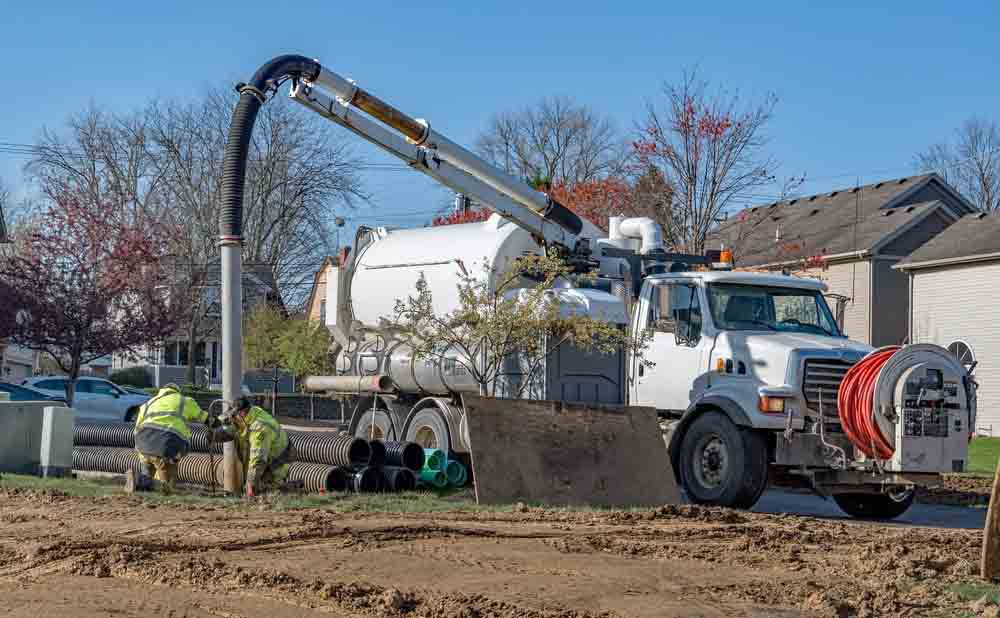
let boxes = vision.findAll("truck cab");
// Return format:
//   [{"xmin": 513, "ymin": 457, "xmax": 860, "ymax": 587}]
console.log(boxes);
[{"xmin": 629, "ymin": 269, "xmax": 924, "ymax": 515}]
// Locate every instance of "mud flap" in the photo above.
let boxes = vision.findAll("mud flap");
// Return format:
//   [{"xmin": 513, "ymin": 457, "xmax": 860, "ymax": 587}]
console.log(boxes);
[{"xmin": 463, "ymin": 396, "xmax": 680, "ymax": 507}]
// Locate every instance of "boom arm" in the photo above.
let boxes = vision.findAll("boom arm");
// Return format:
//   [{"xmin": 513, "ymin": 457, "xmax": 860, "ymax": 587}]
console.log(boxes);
[{"xmin": 287, "ymin": 63, "xmax": 585, "ymax": 250}]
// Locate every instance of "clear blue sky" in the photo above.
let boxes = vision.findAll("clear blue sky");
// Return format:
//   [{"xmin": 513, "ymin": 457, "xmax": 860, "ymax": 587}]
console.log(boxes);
[{"xmin": 2, "ymin": 1, "xmax": 997, "ymax": 240}]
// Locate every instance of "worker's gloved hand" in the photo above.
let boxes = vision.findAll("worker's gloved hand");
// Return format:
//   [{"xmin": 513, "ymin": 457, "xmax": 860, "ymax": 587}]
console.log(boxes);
[{"xmin": 206, "ymin": 415, "xmax": 222, "ymax": 430}]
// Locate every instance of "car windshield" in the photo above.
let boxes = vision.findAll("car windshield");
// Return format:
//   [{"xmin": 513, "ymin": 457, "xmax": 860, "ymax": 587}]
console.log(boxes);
[
  {"xmin": 0, "ymin": 383, "xmax": 53, "ymax": 401},
  {"xmin": 707, "ymin": 283, "xmax": 843, "ymax": 337}
]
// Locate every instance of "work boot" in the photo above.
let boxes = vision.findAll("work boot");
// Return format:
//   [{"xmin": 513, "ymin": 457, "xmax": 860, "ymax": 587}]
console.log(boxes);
[
  {"xmin": 124, "ymin": 470, "xmax": 154, "ymax": 494},
  {"xmin": 124, "ymin": 469, "xmax": 137, "ymax": 494}
]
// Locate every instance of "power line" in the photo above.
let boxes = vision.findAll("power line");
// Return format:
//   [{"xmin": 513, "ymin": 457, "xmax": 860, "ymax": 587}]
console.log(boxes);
[{"xmin": 0, "ymin": 140, "xmax": 413, "ymax": 170}]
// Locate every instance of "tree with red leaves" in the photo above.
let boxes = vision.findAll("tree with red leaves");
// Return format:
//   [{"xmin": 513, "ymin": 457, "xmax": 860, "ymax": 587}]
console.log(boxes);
[
  {"xmin": 431, "ymin": 208, "xmax": 493, "ymax": 226},
  {"xmin": 0, "ymin": 190, "xmax": 177, "ymax": 405},
  {"xmin": 634, "ymin": 70, "xmax": 777, "ymax": 253},
  {"xmin": 548, "ymin": 178, "xmax": 635, "ymax": 231}
]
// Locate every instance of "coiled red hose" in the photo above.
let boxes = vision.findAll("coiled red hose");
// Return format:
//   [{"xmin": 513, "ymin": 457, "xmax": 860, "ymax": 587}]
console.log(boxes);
[{"xmin": 837, "ymin": 346, "xmax": 900, "ymax": 460}]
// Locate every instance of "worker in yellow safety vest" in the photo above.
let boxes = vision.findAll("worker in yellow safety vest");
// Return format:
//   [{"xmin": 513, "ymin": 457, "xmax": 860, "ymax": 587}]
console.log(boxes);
[
  {"xmin": 127, "ymin": 383, "xmax": 225, "ymax": 494},
  {"xmin": 229, "ymin": 397, "xmax": 294, "ymax": 497}
]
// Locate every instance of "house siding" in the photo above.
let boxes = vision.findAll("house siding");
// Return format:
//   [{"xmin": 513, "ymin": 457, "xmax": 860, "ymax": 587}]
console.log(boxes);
[
  {"xmin": 308, "ymin": 263, "xmax": 334, "ymax": 322},
  {"xmin": 879, "ymin": 210, "xmax": 953, "ymax": 257},
  {"xmin": 870, "ymin": 259, "xmax": 909, "ymax": 346},
  {"xmin": 792, "ymin": 260, "xmax": 872, "ymax": 344},
  {"xmin": 910, "ymin": 261, "xmax": 1000, "ymax": 434}
]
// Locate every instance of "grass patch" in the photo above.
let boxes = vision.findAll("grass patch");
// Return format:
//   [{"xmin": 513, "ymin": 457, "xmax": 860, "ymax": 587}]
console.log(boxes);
[
  {"xmin": 949, "ymin": 580, "xmax": 1000, "ymax": 606},
  {"xmin": 0, "ymin": 473, "xmax": 668, "ymax": 514},
  {"xmin": 968, "ymin": 438, "xmax": 1000, "ymax": 476},
  {"xmin": 0, "ymin": 474, "xmax": 495, "ymax": 512}
]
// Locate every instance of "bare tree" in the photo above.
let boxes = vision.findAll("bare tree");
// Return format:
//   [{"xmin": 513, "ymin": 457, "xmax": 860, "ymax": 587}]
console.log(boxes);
[
  {"xmin": 916, "ymin": 117, "xmax": 1000, "ymax": 211},
  {"xmin": 144, "ymin": 87, "xmax": 365, "ymax": 384},
  {"xmin": 476, "ymin": 96, "xmax": 626, "ymax": 185},
  {"xmin": 27, "ymin": 93, "xmax": 365, "ymax": 385},
  {"xmin": 635, "ymin": 70, "xmax": 778, "ymax": 253},
  {"xmin": 28, "ymin": 108, "xmax": 170, "ymax": 219},
  {"xmin": 0, "ymin": 178, "xmax": 9, "ymax": 243}
]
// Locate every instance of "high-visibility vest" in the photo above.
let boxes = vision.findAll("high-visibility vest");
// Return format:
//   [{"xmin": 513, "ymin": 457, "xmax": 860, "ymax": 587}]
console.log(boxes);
[
  {"xmin": 240, "ymin": 406, "xmax": 288, "ymax": 471},
  {"xmin": 134, "ymin": 389, "xmax": 207, "ymax": 442}
]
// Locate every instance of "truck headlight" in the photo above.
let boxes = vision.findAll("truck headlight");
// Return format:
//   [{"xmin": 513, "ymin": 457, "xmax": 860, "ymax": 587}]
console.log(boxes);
[{"xmin": 758, "ymin": 395, "xmax": 787, "ymax": 414}]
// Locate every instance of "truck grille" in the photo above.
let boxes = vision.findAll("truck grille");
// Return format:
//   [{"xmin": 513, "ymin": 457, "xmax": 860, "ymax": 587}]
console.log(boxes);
[{"xmin": 802, "ymin": 359, "xmax": 855, "ymax": 416}]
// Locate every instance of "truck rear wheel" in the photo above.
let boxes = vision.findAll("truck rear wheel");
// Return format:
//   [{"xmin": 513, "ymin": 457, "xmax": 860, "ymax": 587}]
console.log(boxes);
[
  {"xmin": 678, "ymin": 411, "xmax": 768, "ymax": 509},
  {"xmin": 833, "ymin": 491, "xmax": 914, "ymax": 520}
]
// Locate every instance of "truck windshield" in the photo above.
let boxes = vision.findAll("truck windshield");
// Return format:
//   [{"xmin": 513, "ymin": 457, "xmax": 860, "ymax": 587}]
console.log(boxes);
[{"xmin": 707, "ymin": 283, "xmax": 843, "ymax": 337}]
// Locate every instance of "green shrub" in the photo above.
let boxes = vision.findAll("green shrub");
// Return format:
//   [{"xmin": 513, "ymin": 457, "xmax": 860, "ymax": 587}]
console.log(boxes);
[{"xmin": 110, "ymin": 367, "xmax": 153, "ymax": 388}]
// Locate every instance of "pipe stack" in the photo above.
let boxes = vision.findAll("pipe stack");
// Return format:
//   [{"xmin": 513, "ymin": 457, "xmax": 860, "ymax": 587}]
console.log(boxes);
[{"xmin": 72, "ymin": 422, "xmax": 434, "ymax": 496}]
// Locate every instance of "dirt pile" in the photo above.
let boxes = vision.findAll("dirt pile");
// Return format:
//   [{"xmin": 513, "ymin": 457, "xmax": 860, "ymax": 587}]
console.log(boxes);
[{"xmin": 0, "ymin": 488, "xmax": 987, "ymax": 617}]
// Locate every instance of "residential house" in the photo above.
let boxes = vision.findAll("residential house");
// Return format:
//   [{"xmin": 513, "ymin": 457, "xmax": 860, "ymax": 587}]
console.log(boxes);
[
  {"xmin": 112, "ymin": 263, "xmax": 282, "ymax": 387},
  {"xmin": 708, "ymin": 174, "xmax": 977, "ymax": 346},
  {"xmin": 0, "ymin": 344, "xmax": 38, "ymax": 382},
  {"xmin": 305, "ymin": 255, "xmax": 337, "ymax": 325},
  {"xmin": 895, "ymin": 212, "xmax": 1000, "ymax": 434}
]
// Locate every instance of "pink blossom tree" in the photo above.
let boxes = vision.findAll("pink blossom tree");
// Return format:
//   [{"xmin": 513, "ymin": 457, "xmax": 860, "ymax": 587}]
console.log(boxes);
[{"xmin": 0, "ymin": 188, "xmax": 178, "ymax": 405}]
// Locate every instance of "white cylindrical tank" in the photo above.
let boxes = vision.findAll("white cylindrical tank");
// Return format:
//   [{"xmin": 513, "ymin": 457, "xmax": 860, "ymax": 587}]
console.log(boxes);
[{"xmin": 349, "ymin": 213, "xmax": 541, "ymax": 329}]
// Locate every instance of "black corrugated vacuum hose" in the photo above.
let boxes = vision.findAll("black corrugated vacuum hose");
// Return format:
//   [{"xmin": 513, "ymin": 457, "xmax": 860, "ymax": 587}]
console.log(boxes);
[{"xmin": 220, "ymin": 55, "xmax": 321, "ymax": 239}]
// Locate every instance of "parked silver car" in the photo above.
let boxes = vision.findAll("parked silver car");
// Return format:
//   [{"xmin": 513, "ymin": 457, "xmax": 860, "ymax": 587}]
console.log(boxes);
[{"xmin": 21, "ymin": 376, "xmax": 150, "ymax": 422}]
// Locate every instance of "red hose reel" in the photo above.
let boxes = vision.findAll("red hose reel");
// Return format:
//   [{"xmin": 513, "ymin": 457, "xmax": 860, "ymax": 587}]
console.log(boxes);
[{"xmin": 837, "ymin": 346, "xmax": 900, "ymax": 460}]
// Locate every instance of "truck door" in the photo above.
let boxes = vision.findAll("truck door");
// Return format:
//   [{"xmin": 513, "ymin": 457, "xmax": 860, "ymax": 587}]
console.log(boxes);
[{"xmin": 631, "ymin": 280, "xmax": 709, "ymax": 411}]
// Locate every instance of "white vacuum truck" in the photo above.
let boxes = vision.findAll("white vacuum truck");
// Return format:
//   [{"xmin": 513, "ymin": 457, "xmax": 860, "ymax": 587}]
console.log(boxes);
[{"xmin": 221, "ymin": 56, "xmax": 976, "ymax": 518}]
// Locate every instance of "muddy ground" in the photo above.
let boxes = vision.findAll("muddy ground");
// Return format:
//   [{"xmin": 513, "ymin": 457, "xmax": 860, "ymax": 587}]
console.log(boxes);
[{"xmin": 0, "ymin": 481, "xmax": 996, "ymax": 618}]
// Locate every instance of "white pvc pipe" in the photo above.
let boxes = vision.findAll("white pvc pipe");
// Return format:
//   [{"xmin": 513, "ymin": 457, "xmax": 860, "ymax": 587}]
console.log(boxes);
[
  {"xmin": 303, "ymin": 375, "xmax": 396, "ymax": 393},
  {"xmin": 616, "ymin": 217, "xmax": 665, "ymax": 254}
]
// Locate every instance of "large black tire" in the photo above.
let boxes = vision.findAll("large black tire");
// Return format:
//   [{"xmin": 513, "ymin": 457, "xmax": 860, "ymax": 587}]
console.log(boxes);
[
  {"xmin": 678, "ymin": 411, "xmax": 768, "ymax": 509},
  {"xmin": 833, "ymin": 491, "xmax": 915, "ymax": 520},
  {"xmin": 403, "ymin": 406, "xmax": 451, "ymax": 451},
  {"xmin": 352, "ymin": 407, "xmax": 398, "ymax": 441}
]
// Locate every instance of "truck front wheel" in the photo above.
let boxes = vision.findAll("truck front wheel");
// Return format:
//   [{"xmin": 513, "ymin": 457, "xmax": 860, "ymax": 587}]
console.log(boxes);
[
  {"xmin": 678, "ymin": 411, "xmax": 768, "ymax": 509},
  {"xmin": 833, "ymin": 491, "xmax": 915, "ymax": 520}
]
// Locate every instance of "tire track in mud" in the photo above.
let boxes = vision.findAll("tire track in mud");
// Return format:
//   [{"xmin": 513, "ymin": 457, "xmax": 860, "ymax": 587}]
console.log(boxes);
[
  {"xmin": 56, "ymin": 544, "xmax": 622, "ymax": 618},
  {"xmin": 545, "ymin": 518, "xmax": 981, "ymax": 617}
]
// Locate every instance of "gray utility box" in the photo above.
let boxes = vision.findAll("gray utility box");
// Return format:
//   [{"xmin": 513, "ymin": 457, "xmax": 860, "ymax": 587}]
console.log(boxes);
[{"xmin": 0, "ymin": 401, "xmax": 75, "ymax": 477}]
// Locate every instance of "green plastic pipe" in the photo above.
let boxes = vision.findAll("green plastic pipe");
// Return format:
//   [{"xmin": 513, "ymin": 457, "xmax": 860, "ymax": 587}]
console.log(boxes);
[
  {"xmin": 445, "ymin": 459, "xmax": 465, "ymax": 485},
  {"xmin": 419, "ymin": 468, "xmax": 448, "ymax": 488},
  {"xmin": 423, "ymin": 448, "xmax": 446, "ymax": 471}
]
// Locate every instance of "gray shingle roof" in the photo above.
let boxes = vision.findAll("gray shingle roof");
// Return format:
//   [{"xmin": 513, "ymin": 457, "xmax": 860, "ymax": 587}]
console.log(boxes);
[
  {"xmin": 708, "ymin": 174, "xmax": 973, "ymax": 266},
  {"xmin": 896, "ymin": 212, "xmax": 1000, "ymax": 269}
]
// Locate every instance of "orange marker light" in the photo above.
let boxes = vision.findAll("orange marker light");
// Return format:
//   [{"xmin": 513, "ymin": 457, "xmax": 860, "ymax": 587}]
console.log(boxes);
[{"xmin": 758, "ymin": 396, "xmax": 786, "ymax": 413}]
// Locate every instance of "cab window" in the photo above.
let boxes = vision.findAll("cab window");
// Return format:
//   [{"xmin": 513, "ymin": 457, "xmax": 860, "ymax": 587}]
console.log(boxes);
[{"xmin": 649, "ymin": 283, "xmax": 702, "ymax": 343}]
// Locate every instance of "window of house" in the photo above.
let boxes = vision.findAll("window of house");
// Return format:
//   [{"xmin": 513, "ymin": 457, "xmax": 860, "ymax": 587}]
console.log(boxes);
[
  {"xmin": 320, "ymin": 299, "xmax": 327, "ymax": 324},
  {"xmin": 948, "ymin": 340, "xmax": 976, "ymax": 371},
  {"xmin": 163, "ymin": 342, "xmax": 179, "ymax": 366},
  {"xmin": 178, "ymin": 342, "xmax": 189, "ymax": 367},
  {"xmin": 649, "ymin": 283, "xmax": 702, "ymax": 342},
  {"xmin": 195, "ymin": 342, "xmax": 207, "ymax": 367}
]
